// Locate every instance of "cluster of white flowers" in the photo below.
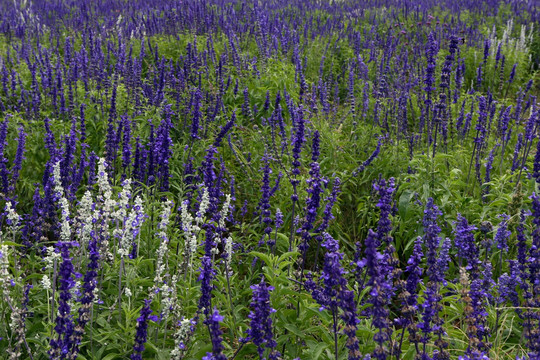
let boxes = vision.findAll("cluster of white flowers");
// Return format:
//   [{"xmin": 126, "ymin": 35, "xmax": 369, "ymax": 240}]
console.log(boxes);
[
  {"xmin": 181, "ymin": 187, "xmax": 234, "ymax": 271},
  {"xmin": 117, "ymin": 196, "xmax": 145, "ymax": 258},
  {"xmin": 52, "ymin": 161, "xmax": 64, "ymax": 198},
  {"xmin": 40, "ymin": 247, "xmax": 60, "ymax": 291},
  {"xmin": 223, "ymin": 236, "xmax": 233, "ymax": 273},
  {"xmin": 153, "ymin": 200, "xmax": 174, "ymax": 289},
  {"xmin": 0, "ymin": 240, "xmax": 23, "ymax": 349},
  {"xmin": 170, "ymin": 317, "xmax": 195, "ymax": 360},
  {"xmin": 180, "ymin": 200, "xmax": 199, "ymax": 260},
  {"xmin": 4, "ymin": 202, "xmax": 21, "ymax": 231},
  {"xmin": 70, "ymin": 159, "xmax": 149, "ymax": 264},
  {"xmin": 115, "ymin": 179, "xmax": 132, "ymax": 220},
  {"xmin": 113, "ymin": 179, "xmax": 134, "ymax": 257},
  {"xmin": 0, "ymin": 244, "xmax": 11, "ymax": 293},
  {"xmin": 43, "ymin": 246, "xmax": 61, "ymax": 270},
  {"xmin": 76, "ymin": 191, "xmax": 94, "ymax": 248},
  {"xmin": 58, "ymin": 197, "xmax": 71, "ymax": 242},
  {"xmin": 53, "ymin": 162, "xmax": 71, "ymax": 242},
  {"xmin": 218, "ymin": 194, "xmax": 231, "ymax": 230},
  {"xmin": 96, "ymin": 158, "xmax": 114, "ymax": 211},
  {"xmin": 159, "ymin": 276, "xmax": 177, "ymax": 321},
  {"xmin": 195, "ymin": 186, "xmax": 210, "ymax": 224},
  {"xmin": 213, "ymin": 195, "xmax": 232, "ymax": 258},
  {"xmin": 488, "ymin": 18, "xmax": 535, "ymax": 62},
  {"xmin": 94, "ymin": 159, "xmax": 114, "ymax": 260},
  {"xmin": 40, "ymin": 275, "xmax": 51, "ymax": 291},
  {"xmin": 93, "ymin": 287, "xmax": 101, "ymax": 304},
  {"xmin": 158, "ymin": 200, "xmax": 174, "ymax": 232}
]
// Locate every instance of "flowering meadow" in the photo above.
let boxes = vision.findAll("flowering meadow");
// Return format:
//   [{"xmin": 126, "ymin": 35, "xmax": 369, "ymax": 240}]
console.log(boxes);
[{"xmin": 0, "ymin": 0, "xmax": 539, "ymax": 359}]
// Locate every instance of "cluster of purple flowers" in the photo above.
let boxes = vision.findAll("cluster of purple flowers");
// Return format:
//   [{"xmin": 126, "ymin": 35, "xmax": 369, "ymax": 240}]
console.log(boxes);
[
  {"xmin": 243, "ymin": 279, "xmax": 281, "ymax": 360},
  {"xmin": 0, "ymin": 0, "xmax": 538, "ymax": 359}
]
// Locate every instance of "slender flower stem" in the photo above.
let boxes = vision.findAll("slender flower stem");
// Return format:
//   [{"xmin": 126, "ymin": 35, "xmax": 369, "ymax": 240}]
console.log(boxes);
[
  {"xmin": 516, "ymin": 134, "xmax": 535, "ymax": 185},
  {"xmin": 466, "ymin": 130, "xmax": 479, "ymax": 186},
  {"xmin": 287, "ymin": 195, "xmax": 297, "ymax": 277},
  {"xmin": 50, "ymin": 258, "xmax": 57, "ymax": 337},
  {"xmin": 117, "ymin": 257, "xmax": 124, "ymax": 321},
  {"xmin": 332, "ymin": 309, "xmax": 338, "ymax": 360},
  {"xmin": 3, "ymin": 295, "xmax": 34, "ymax": 360},
  {"xmin": 224, "ymin": 259, "xmax": 237, "ymax": 339}
]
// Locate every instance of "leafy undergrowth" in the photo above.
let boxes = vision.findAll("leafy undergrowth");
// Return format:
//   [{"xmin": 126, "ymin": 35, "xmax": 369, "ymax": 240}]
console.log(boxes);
[{"xmin": 0, "ymin": 0, "xmax": 539, "ymax": 359}]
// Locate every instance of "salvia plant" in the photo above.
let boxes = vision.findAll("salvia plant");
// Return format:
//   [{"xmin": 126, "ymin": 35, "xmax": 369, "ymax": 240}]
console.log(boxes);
[{"xmin": 0, "ymin": 0, "xmax": 538, "ymax": 359}]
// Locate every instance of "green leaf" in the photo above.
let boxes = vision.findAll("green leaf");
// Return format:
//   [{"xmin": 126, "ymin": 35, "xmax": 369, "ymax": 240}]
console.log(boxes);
[
  {"xmin": 308, "ymin": 342, "xmax": 328, "ymax": 359},
  {"xmin": 248, "ymin": 251, "xmax": 273, "ymax": 267},
  {"xmin": 284, "ymin": 323, "xmax": 305, "ymax": 338},
  {"xmin": 101, "ymin": 353, "xmax": 122, "ymax": 360},
  {"xmin": 1, "ymin": 241, "xmax": 23, "ymax": 247},
  {"xmin": 398, "ymin": 189, "xmax": 415, "ymax": 220}
]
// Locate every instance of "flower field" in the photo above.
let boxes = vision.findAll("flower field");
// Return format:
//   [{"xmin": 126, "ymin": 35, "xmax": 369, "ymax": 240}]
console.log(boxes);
[{"xmin": 0, "ymin": 0, "xmax": 539, "ymax": 359}]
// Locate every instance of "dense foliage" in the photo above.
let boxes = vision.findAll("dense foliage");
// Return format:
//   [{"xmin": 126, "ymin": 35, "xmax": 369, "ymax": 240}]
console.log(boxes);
[{"xmin": 0, "ymin": 0, "xmax": 539, "ymax": 359}]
